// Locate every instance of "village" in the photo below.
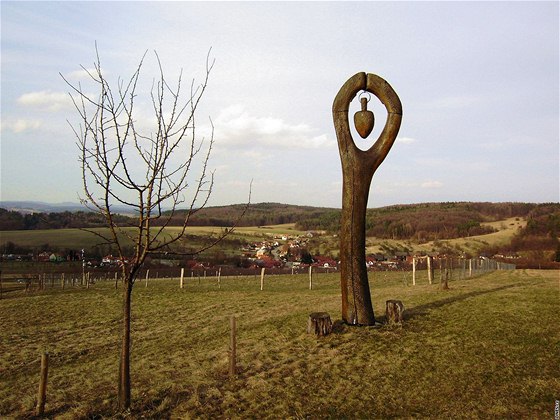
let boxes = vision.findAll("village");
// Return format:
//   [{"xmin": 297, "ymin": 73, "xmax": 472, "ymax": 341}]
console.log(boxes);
[{"xmin": 2, "ymin": 228, "xmax": 520, "ymax": 274}]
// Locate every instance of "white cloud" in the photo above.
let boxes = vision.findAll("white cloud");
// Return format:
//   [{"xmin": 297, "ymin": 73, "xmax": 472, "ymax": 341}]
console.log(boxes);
[
  {"xmin": 0, "ymin": 118, "xmax": 42, "ymax": 133},
  {"xmin": 65, "ymin": 68, "xmax": 98, "ymax": 81},
  {"xmin": 17, "ymin": 90, "xmax": 72, "ymax": 112},
  {"xmin": 421, "ymin": 180, "xmax": 444, "ymax": 189},
  {"xmin": 396, "ymin": 136, "xmax": 416, "ymax": 145},
  {"xmin": 212, "ymin": 105, "xmax": 332, "ymax": 151}
]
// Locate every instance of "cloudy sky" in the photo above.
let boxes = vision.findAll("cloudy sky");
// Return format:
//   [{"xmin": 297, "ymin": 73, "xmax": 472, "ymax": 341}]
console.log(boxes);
[{"xmin": 1, "ymin": 1, "xmax": 558, "ymax": 209}]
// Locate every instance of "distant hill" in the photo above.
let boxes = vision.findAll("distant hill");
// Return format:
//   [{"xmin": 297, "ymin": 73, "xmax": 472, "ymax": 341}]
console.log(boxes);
[
  {"xmin": 0, "ymin": 201, "xmax": 87, "ymax": 214},
  {"xmin": 1, "ymin": 201, "xmax": 558, "ymax": 266},
  {"xmin": 167, "ymin": 202, "xmax": 339, "ymax": 228},
  {"xmin": 0, "ymin": 201, "xmax": 133, "ymax": 215},
  {"xmin": 1, "ymin": 200, "xmax": 558, "ymax": 245}
]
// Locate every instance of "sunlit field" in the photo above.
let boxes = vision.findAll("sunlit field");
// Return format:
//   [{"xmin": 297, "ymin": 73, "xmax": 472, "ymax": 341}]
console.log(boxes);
[{"xmin": 1, "ymin": 269, "xmax": 558, "ymax": 418}]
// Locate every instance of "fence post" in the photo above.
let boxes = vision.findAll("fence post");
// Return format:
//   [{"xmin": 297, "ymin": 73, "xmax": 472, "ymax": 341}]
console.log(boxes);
[
  {"xmin": 145, "ymin": 269, "xmax": 149, "ymax": 288},
  {"xmin": 260, "ymin": 268, "xmax": 265, "ymax": 291},
  {"xmin": 309, "ymin": 266, "xmax": 313, "ymax": 290},
  {"xmin": 218, "ymin": 268, "xmax": 221, "ymax": 289},
  {"xmin": 36, "ymin": 352, "xmax": 49, "ymax": 416},
  {"xmin": 229, "ymin": 316, "xmax": 236, "ymax": 377},
  {"xmin": 180, "ymin": 268, "xmax": 185, "ymax": 289},
  {"xmin": 412, "ymin": 257, "xmax": 416, "ymax": 286},
  {"xmin": 427, "ymin": 256, "xmax": 434, "ymax": 285}
]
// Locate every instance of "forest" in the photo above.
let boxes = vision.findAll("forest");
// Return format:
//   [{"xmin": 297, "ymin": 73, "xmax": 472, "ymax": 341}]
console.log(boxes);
[
  {"xmin": 1, "ymin": 202, "xmax": 558, "ymax": 240},
  {"xmin": 1, "ymin": 202, "xmax": 559, "ymax": 254}
]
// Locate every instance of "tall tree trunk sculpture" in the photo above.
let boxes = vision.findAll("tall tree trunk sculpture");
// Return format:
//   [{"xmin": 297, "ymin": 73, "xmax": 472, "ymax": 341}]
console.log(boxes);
[{"xmin": 333, "ymin": 72, "xmax": 402, "ymax": 325}]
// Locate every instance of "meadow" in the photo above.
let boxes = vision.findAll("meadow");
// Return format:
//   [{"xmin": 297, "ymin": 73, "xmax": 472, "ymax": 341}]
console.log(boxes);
[
  {"xmin": 1, "ymin": 269, "xmax": 558, "ymax": 418},
  {"xmin": 0, "ymin": 224, "xmax": 307, "ymax": 256}
]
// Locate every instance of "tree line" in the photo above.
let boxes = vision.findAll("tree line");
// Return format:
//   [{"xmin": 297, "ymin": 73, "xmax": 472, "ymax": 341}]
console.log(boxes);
[{"xmin": 2, "ymin": 202, "xmax": 558, "ymax": 245}]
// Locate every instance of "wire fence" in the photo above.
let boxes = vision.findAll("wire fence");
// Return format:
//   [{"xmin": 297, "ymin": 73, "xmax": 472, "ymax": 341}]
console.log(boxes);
[{"xmin": 0, "ymin": 256, "xmax": 515, "ymax": 297}]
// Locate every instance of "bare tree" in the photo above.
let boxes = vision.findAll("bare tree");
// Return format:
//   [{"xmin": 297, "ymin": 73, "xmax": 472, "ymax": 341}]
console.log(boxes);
[{"xmin": 62, "ymin": 47, "xmax": 239, "ymax": 410}]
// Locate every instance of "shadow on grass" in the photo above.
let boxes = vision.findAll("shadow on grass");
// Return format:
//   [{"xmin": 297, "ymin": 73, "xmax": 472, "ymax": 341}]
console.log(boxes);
[
  {"xmin": 318, "ymin": 284, "xmax": 522, "ymax": 331},
  {"xmin": 402, "ymin": 283, "xmax": 522, "ymax": 322}
]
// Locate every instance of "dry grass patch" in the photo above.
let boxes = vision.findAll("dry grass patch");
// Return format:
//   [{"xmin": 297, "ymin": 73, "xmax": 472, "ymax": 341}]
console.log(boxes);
[{"xmin": 1, "ymin": 270, "xmax": 558, "ymax": 418}]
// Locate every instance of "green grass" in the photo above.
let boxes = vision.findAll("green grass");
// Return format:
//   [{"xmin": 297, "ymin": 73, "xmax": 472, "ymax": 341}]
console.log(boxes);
[
  {"xmin": 0, "ymin": 224, "xmax": 306, "ymax": 253},
  {"xmin": 1, "ymin": 270, "xmax": 558, "ymax": 418}
]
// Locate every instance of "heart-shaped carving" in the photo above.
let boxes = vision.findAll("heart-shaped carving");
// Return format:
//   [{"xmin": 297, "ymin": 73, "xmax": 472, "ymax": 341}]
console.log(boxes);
[{"xmin": 354, "ymin": 109, "xmax": 375, "ymax": 139}]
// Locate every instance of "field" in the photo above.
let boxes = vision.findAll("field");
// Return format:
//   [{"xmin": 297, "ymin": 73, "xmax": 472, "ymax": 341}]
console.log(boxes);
[
  {"xmin": 0, "ymin": 224, "xmax": 307, "ymax": 253},
  {"xmin": 1, "ymin": 217, "xmax": 527, "ymax": 262},
  {"xmin": 365, "ymin": 217, "xmax": 526, "ymax": 255},
  {"xmin": 1, "ymin": 269, "xmax": 558, "ymax": 418}
]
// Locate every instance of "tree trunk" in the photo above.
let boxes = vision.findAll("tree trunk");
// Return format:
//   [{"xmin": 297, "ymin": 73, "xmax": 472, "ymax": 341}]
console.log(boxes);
[
  {"xmin": 339, "ymin": 173, "xmax": 376, "ymax": 325},
  {"xmin": 307, "ymin": 312, "xmax": 333, "ymax": 336},
  {"xmin": 385, "ymin": 300, "xmax": 404, "ymax": 324},
  {"xmin": 118, "ymin": 281, "xmax": 133, "ymax": 410}
]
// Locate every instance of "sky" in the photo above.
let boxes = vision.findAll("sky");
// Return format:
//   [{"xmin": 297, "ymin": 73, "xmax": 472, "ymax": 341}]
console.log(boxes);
[{"xmin": 1, "ymin": 1, "xmax": 559, "ymax": 209}]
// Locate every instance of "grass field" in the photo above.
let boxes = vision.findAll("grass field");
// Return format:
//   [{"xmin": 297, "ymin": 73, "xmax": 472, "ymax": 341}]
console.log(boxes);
[
  {"xmin": 0, "ymin": 224, "xmax": 307, "ymax": 253},
  {"xmin": 1, "ymin": 269, "xmax": 558, "ymax": 418},
  {"xmin": 1, "ymin": 218, "xmax": 524, "ymax": 262},
  {"xmin": 365, "ymin": 217, "xmax": 527, "ymax": 256}
]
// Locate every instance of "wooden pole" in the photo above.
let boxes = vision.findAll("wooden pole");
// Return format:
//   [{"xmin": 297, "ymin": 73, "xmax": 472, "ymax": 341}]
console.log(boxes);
[
  {"xmin": 61, "ymin": 273, "xmax": 65, "ymax": 290},
  {"xmin": 229, "ymin": 315, "xmax": 236, "ymax": 377},
  {"xmin": 145, "ymin": 269, "xmax": 149, "ymax": 288},
  {"xmin": 260, "ymin": 268, "xmax": 265, "ymax": 291},
  {"xmin": 180, "ymin": 268, "xmax": 185, "ymax": 289},
  {"xmin": 309, "ymin": 265, "xmax": 313, "ymax": 290},
  {"xmin": 468, "ymin": 259, "xmax": 473, "ymax": 277},
  {"xmin": 36, "ymin": 352, "xmax": 49, "ymax": 416},
  {"xmin": 218, "ymin": 267, "xmax": 221, "ymax": 289},
  {"xmin": 427, "ymin": 256, "xmax": 434, "ymax": 285},
  {"xmin": 412, "ymin": 257, "xmax": 416, "ymax": 286}
]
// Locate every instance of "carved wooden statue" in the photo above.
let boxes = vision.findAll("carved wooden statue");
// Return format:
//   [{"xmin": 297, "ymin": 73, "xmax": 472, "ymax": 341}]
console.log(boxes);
[{"xmin": 332, "ymin": 72, "xmax": 402, "ymax": 325}]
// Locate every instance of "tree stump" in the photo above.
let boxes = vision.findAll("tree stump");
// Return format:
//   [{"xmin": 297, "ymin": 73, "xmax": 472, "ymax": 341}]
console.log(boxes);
[
  {"xmin": 385, "ymin": 300, "xmax": 404, "ymax": 325},
  {"xmin": 307, "ymin": 312, "xmax": 332, "ymax": 337}
]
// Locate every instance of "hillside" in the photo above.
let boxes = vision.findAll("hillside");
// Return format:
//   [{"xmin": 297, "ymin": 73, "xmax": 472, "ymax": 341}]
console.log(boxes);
[{"xmin": 2, "ymin": 202, "xmax": 559, "ymax": 266}]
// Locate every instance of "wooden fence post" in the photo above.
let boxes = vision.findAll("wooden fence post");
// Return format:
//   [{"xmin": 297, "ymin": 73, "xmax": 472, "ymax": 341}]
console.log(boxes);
[
  {"xmin": 309, "ymin": 266, "xmax": 313, "ymax": 290},
  {"xmin": 180, "ymin": 268, "xmax": 185, "ymax": 289},
  {"xmin": 218, "ymin": 268, "xmax": 221, "ymax": 289},
  {"xmin": 412, "ymin": 257, "xmax": 416, "ymax": 286},
  {"xmin": 260, "ymin": 268, "xmax": 265, "ymax": 291},
  {"xmin": 441, "ymin": 258, "xmax": 450, "ymax": 290},
  {"xmin": 61, "ymin": 273, "xmax": 65, "ymax": 290},
  {"xmin": 229, "ymin": 316, "xmax": 236, "ymax": 377},
  {"xmin": 145, "ymin": 269, "xmax": 149, "ymax": 288},
  {"xmin": 427, "ymin": 256, "xmax": 434, "ymax": 285},
  {"xmin": 36, "ymin": 352, "xmax": 49, "ymax": 416}
]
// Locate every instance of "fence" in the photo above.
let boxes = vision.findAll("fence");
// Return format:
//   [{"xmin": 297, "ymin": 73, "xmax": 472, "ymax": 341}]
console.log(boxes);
[
  {"xmin": 407, "ymin": 256, "xmax": 515, "ymax": 286},
  {"xmin": 0, "ymin": 257, "xmax": 515, "ymax": 297}
]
